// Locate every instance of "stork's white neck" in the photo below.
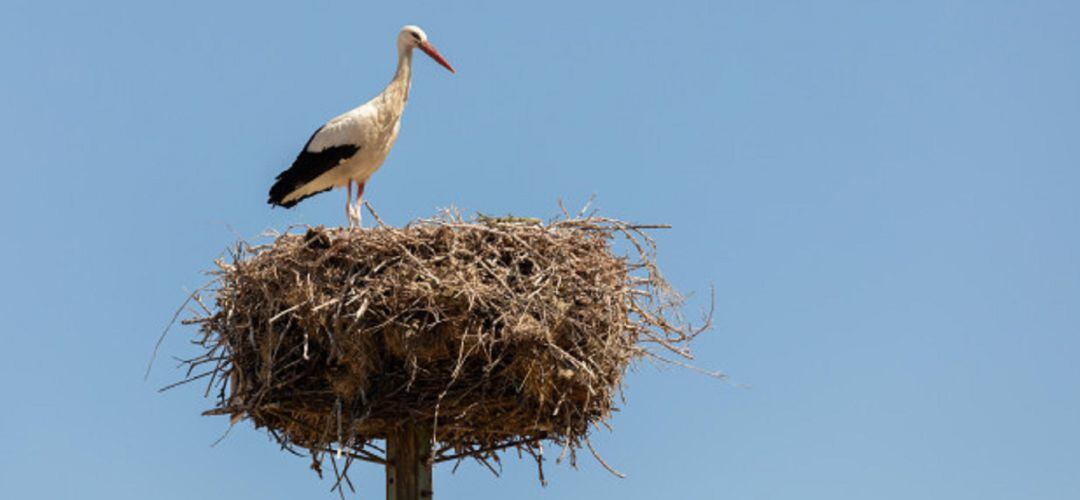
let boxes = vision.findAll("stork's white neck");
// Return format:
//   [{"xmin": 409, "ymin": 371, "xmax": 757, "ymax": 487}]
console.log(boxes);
[
  {"xmin": 371, "ymin": 46, "xmax": 412, "ymax": 118},
  {"xmin": 389, "ymin": 47, "xmax": 413, "ymax": 97}
]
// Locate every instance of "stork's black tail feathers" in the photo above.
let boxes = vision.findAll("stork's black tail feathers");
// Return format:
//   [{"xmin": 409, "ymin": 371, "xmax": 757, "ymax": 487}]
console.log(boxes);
[
  {"xmin": 267, "ymin": 171, "xmax": 314, "ymax": 208},
  {"xmin": 267, "ymin": 141, "xmax": 360, "ymax": 208}
]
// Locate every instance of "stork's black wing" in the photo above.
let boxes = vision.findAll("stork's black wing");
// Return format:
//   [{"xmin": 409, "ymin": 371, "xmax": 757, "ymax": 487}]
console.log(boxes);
[{"xmin": 268, "ymin": 126, "xmax": 360, "ymax": 208}]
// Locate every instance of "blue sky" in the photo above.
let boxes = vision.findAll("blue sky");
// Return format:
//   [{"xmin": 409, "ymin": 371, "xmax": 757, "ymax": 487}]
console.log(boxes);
[{"xmin": 2, "ymin": 1, "xmax": 1079, "ymax": 499}]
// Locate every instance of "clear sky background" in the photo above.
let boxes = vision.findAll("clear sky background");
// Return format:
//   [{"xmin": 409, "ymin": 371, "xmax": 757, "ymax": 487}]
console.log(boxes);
[{"xmin": 2, "ymin": 1, "xmax": 1079, "ymax": 499}]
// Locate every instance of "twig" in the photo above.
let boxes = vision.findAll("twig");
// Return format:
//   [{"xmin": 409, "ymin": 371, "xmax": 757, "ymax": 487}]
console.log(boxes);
[
  {"xmin": 586, "ymin": 438, "xmax": 626, "ymax": 478},
  {"xmin": 145, "ymin": 281, "xmax": 215, "ymax": 380}
]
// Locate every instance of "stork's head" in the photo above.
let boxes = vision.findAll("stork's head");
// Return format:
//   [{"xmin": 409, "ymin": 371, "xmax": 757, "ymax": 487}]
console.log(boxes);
[{"xmin": 398, "ymin": 25, "xmax": 455, "ymax": 73}]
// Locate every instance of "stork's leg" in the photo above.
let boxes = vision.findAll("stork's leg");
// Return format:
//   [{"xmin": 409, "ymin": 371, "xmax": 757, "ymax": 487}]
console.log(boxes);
[{"xmin": 345, "ymin": 181, "xmax": 356, "ymax": 228}]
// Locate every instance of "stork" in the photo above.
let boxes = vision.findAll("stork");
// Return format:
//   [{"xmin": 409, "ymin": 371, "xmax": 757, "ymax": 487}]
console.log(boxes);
[{"xmin": 268, "ymin": 25, "xmax": 455, "ymax": 227}]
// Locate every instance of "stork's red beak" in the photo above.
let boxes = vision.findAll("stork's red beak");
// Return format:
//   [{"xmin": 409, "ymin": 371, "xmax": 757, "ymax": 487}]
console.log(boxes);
[{"xmin": 419, "ymin": 41, "xmax": 455, "ymax": 73}]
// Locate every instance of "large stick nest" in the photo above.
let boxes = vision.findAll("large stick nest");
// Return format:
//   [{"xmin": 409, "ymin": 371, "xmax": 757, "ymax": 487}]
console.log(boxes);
[{"xmin": 174, "ymin": 210, "xmax": 708, "ymax": 479}]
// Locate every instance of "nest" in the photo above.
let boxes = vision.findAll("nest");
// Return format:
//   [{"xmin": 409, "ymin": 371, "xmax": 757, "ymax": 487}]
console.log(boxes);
[{"xmin": 173, "ymin": 211, "xmax": 708, "ymax": 482}]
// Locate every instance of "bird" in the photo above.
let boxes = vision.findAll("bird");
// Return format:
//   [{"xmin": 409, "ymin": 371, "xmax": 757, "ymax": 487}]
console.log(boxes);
[{"xmin": 268, "ymin": 25, "xmax": 455, "ymax": 227}]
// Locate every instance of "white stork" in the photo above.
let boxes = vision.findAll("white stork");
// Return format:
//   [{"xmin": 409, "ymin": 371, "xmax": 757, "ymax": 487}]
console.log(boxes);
[{"xmin": 268, "ymin": 25, "xmax": 455, "ymax": 227}]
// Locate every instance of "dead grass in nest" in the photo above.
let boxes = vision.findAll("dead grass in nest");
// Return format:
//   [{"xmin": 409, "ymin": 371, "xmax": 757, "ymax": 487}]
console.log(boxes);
[{"xmin": 165, "ymin": 208, "xmax": 711, "ymax": 484}]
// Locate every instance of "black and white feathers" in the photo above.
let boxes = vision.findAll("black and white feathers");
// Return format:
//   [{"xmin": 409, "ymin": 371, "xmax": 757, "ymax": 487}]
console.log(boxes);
[{"xmin": 267, "ymin": 126, "xmax": 360, "ymax": 208}]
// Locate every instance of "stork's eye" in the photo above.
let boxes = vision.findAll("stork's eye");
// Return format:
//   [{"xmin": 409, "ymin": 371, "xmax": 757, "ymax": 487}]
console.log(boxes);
[{"xmin": 412, "ymin": 33, "xmax": 422, "ymax": 41}]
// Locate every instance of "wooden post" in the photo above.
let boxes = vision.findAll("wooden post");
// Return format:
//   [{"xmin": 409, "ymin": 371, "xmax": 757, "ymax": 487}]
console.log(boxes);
[{"xmin": 386, "ymin": 423, "xmax": 433, "ymax": 500}]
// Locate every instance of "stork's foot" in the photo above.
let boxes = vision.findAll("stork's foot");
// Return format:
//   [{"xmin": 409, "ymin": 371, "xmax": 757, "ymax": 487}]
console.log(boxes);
[{"xmin": 346, "ymin": 202, "xmax": 362, "ymax": 229}]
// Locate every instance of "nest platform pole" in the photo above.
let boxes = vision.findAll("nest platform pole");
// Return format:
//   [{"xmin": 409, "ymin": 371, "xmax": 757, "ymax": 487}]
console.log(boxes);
[{"xmin": 386, "ymin": 422, "xmax": 433, "ymax": 500}]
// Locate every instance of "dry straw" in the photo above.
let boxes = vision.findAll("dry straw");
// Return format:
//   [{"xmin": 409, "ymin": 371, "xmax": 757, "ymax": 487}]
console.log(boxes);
[{"xmin": 168, "ymin": 207, "xmax": 710, "ymax": 489}]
